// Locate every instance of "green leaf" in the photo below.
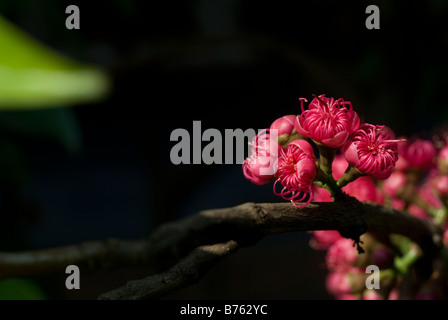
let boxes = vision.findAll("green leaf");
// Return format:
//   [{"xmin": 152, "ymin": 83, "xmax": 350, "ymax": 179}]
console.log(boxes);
[
  {"xmin": 0, "ymin": 14, "xmax": 111, "ymax": 109},
  {"xmin": 0, "ymin": 278, "xmax": 48, "ymax": 300}
]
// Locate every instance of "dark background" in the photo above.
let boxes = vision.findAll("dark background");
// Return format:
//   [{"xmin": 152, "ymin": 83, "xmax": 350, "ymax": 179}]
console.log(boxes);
[{"xmin": 0, "ymin": 0, "xmax": 447, "ymax": 299}]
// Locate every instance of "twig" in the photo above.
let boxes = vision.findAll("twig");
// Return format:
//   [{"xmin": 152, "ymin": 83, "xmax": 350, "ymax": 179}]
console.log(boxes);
[
  {"xmin": 0, "ymin": 200, "xmax": 442, "ymax": 299},
  {"xmin": 98, "ymin": 241, "xmax": 239, "ymax": 300}
]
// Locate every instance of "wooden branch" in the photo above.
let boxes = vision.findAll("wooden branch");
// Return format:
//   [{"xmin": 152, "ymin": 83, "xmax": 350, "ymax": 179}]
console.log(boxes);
[
  {"xmin": 97, "ymin": 241, "xmax": 239, "ymax": 300},
  {"xmin": 0, "ymin": 200, "xmax": 443, "ymax": 299}
]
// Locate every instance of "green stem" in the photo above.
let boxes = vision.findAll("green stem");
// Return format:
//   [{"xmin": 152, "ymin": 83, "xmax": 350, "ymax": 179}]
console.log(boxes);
[
  {"xmin": 433, "ymin": 208, "xmax": 448, "ymax": 227},
  {"xmin": 315, "ymin": 168, "xmax": 346, "ymax": 201},
  {"xmin": 336, "ymin": 165, "xmax": 364, "ymax": 188},
  {"xmin": 317, "ymin": 144, "xmax": 337, "ymax": 176},
  {"xmin": 394, "ymin": 244, "xmax": 420, "ymax": 274}
]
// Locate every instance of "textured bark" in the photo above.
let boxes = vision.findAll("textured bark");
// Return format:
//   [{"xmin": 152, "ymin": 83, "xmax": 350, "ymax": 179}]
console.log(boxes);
[{"xmin": 0, "ymin": 199, "xmax": 442, "ymax": 299}]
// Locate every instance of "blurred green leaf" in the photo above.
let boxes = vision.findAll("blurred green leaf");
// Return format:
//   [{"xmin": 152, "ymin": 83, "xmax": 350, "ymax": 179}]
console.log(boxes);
[
  {"xmin": 0, "ymin": 278, "xmax": 48, "ymax": 300},
  {"xmin": 0, "ymin": 14, "xmax": 110, "ymax": 109},
  {"xmin": 0, "ymin": 108, "xmax": 82, "ymax": 154}
]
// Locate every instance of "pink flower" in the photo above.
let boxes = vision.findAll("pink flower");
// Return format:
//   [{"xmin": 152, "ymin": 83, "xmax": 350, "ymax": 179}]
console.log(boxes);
[
  {"xmin": 309, "ymin": 230, "xmax": 343, "ymax": 250},
  {"xmin": 398, "ymin": 139, "xmax": 436, "ymax": 170},
  {"xmin": 270, "ymin": 115, "xmax": 296, "ymax": 137},
  {"xmin": 342, "ymin": 123, "xmax": 401, "ymax": 180},
  {"xmin": 408, "ymin": 204, "xmax": 431, "ymax": 220},
  {"xmin": 331, "ymin": 154, "xmax": 349, "ymax": 179},
  {"xmin": 326, "ymin": 238, "xmax": 359, "ymax": 271},
  {"xmin": 418, "ymin": 182, "xmax": 443, "ymax": 209},
  {"xmin": 325, "ymin": 271, "xmax": 352, "ymax": 296},
  {"xmin": 383, "ymin": 171, "xmax": 407, "ymax": 198},
  {"xmin": 270, "ymin": 115, "xmax": 301, "ymax": 146},
  {"xmin": 362, "ymin": 290, "xmax": 383, "ymax": 300},
  {"xmin": 408, "ymin": 182, "xmax": 442, "ymax": 219},
  {"xmin": 294, "ymin": 94, "xmax": 360, "ymax": 148},
  {"xmin": 337, "ymin": 293, "xmax": 359, "ymax": 300},
  {"xmin": 438, "ymin": 146, "xmax": 448, "ymax": 174},
  {"xmin": 432, "ymin": 175, "xmax": 448, "ymax": 196},
  {"xmin": 343, "ymin": 176, "xmax": 384, "ymax": 204},
  {"xmin": 388, "ymin": 289, "xmax": 400, "ymax": 300},
  {"xmin": 243, "ymin": 130, "xmax": 282, "ymax": 185},
  {"xmin": 313, "ymin": 185, "xmax": 332, "ymax": 202},
  {"xmin": 326, "ymin": 268, "xmax": 365, "ymax": 297},
  {"xmin": 273, "ymin": 139, "xmax": 317, "ymax": 207}
]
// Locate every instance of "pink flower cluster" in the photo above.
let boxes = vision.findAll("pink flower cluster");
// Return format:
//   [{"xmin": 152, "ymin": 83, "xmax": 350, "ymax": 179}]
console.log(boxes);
[
  {"xmin": 312, "ymin": 135, "xmax": 448, "ymax": 299},
  {"xmin": 310, "ymin": 230, "xmax": 396, "ymax": 300},
  {"xmin": 242, "ymin": 94, "xmax": 401, "ymax": 206},
  {"xmin": 243, "ymin": 116, "xmax": 318, "ymax": 207},
  {"xmin": 242, "ymin": 93, "xmax": 448, "ymax": 300}
]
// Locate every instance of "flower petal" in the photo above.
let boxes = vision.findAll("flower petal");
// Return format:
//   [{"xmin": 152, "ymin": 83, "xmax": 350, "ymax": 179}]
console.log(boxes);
[
  {"xmin": 294, "ymin": 114, "xmax": 310, "ymax": 138},
  {"xmin": 321, "ymin": 131, "xmax": 349, "ymax": 148},
  {"xmin": 343, "ymin": 140, "xmax": 360, "ymax": 167}
]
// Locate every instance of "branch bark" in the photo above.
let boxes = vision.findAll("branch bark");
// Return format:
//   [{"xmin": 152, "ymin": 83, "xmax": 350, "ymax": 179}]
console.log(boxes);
[{"xmin": 0, "ymin": 199, "xmax": 443, "ymax": 299}]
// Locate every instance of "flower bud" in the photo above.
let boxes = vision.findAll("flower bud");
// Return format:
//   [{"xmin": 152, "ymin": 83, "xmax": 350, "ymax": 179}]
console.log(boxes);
[
  {"xmin": 325, "ymin": 268, "xmax": 366, "ymax": 297},
  {"xmin": 399, "ymin": 139, "xmax": 437, "ymax": 171},
  {"xmin": 362, "ymin": 289, "xmax": 384, "ymax": 300},
  {"xmin": 325, "ymin": 271, "xmax": 352, "ymax": 296},
  {"xmin": 387, "ymin": 288, "xmax": 400, "ymax": 300},
  {"xmin": 326, "ymin": 238, "xmax": 359, "ymax": 271},
  {"xmin": 309, "ymin": 230, "xmax": 343, "ymax": 250},
  {"xmin": 343, "ymin": 176, "xmax": 384, "ymax": 204},
  {"xmin": 437, "ymin": 146, "xmax": 448, "ymax": 175},
  {"xmin": 433, "ymin": 175, "xmax": 448, "ymax": 197},
  {"xmin": 270, "ymin": 115, "xmax": 303, "ymax": 146},
  {"xmin": 383, "ymin": 171, "xmax": 407, "ymax": 198},
  {"xmin": 371, "ymin": 247, "xmax": 394, "ymax": 269}
]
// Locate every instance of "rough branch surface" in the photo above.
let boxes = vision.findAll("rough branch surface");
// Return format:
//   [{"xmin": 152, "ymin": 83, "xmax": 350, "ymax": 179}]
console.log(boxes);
[{"xmin": 0, "ymin": 199, "xmax": 442, "ymax": 299}]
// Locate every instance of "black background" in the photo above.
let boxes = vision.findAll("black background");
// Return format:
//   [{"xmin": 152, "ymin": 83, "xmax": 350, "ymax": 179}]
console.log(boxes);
[{"xmin": 0, "ymin": 0, "xmax": 447, "ymax": 299}]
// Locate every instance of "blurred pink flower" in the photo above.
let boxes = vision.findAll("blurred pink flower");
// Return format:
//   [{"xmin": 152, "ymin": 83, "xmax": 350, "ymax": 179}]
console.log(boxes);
[
  {"xmin": 362, "ymin": 290, "xmax": 383, "ymax": 300},
  {"xmin": 438, "ymin": 146, "xmax": 448, "ymax": 174},
  {"xmin": 274, "ymin": 139, "xmax": 317, "ymax": 207},
  {"xmin": 398, "ymin": 138, "xmax": 436, "ymax": 170},
  {"xmin": 432, "ymin": 175, "xmax": 448, "ymax": 196},
  {"xmin": 383, "ymin": 170, "xmax": 407, "ymax": 198},
  {"xmin": 294, "ymin": 94, "xmax": 360, "ymax": 148},
  {"xmin": 309, "ymin": 230, "xmax": 343, "ymax": 250},
  {"xmin": 325, "ymin": 271, "xmax": 352, "ymax": 296},
  {"xmin": 326, "ymin": 238, "xmax": 358, "ymax": 271},
  {"xmin": 343, "ymin": 176, "xmax": 384, "ymax": 204},
  {"xmin": 408, "ymin": 182, "xmax": 442, "ymax": 219},
  {"xmin": 326, "ymin": 268, "xmax": 365, "ymax": 297},
  {"xmin": 343, "ymin": 123, "xmax": 401, "ymax": 180},
  {"xmin": 388, "ymin": 289, "xmax": 400, "ymax": 300}
]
